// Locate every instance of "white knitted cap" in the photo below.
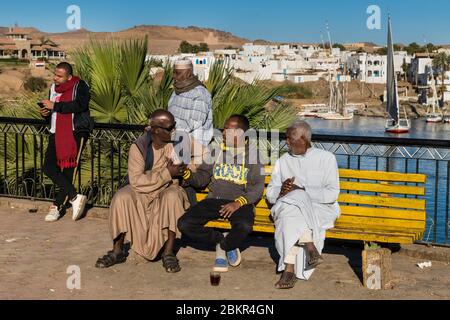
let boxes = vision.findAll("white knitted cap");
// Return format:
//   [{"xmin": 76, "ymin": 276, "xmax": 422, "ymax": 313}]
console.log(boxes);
[{"xmin": 174, "ymin": 59, "xmax": 193, "ymax": 70}]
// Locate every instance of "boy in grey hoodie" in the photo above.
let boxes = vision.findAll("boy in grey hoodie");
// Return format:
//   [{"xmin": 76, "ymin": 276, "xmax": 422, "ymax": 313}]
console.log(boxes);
[{"xmin": 178, "ymin": 115, "xmax": 265, "ymax": 272}]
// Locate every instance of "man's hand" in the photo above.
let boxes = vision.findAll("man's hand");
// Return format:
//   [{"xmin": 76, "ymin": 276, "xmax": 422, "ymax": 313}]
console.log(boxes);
[
  {"xmin": 219, "ymin": 201, "xmax": 242, "ymax": 219},
  {"xmin": 39, "ymin": 108, "xmax": 51, "ymax": 117},
  {"xmin": 279, "ymin": 177, "xmax": 305, "ymax": 199},
  {"xmin": 167, "ymin": 160, "xmax": 187, "ymax": 178},
  {"xmin": 42, "ymin": 100, "xmax": 55, "ymax": 111}
]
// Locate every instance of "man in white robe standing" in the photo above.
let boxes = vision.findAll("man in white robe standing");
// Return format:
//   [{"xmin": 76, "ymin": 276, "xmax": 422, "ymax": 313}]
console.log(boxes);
[{"xmin": 266, "ymin": 121, "xmax": 340, "ymax": 289}]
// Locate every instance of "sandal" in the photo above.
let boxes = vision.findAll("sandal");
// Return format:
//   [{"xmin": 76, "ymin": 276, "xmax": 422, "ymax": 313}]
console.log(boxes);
[
  {"xmin": 162, "ymin": 254, "xmax": 181, "ymax": 273},
  {"xmin": 305, "ymin": 253, "xmax": 324, "ymax": 271},
  {"xmin": 95, "ymin": 251, "xmax": 127, "ymax": 269},
  {"xmin": 275, "ymin": 271, "xmax": 298, "ymax": 289}
]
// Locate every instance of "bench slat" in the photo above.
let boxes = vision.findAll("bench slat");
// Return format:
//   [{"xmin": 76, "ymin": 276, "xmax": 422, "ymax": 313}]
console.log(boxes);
[
  {"xmin": 199, "ymin": 195, "xmax": 426, "ymax": 211},
  {"xmin": 326, "ymin": 229, "xmax": 418, "ymax": 244},
  {"xmin": 263, "ymin": 167, "xmax": 427, "ymax": 184},
  {"xmin": 252, "ymin": 206, "xmax": 426, "ymax": 221},
  {"xmin": 252, "ymin": 213, "xmax": 426, "ymax": 231},
  {"xmin": 338, "ymin": 194, "xmax": 426, "ymax": 210},
  {"xmin": 335, "ymin": 216, "xmax": 426, "ymax": 231},
  {"xmin": 197, "ymin": 194, "xmax": 426, "ymax": 212},
  {"xmin": 205, "ymin": 220, "xmax": 422, "ymax": 244},
  {"xmin": 340, "ymin": 206, "xmax": 426, "ymax": 221},
  {"xmin": 340, "ymin": 181, "xmax": 425, "ymax": 196},
  {"xmin": 210, "ymin": 214, "xmax": 425, "ymax": 234},
  {"xmin": 339, "ymin": 169, "xmax": 427, "ymax": 183}
]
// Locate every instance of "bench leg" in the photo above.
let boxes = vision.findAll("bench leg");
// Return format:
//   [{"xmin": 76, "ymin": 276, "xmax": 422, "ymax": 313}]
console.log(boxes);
[{"xmin": 362, "ymin": 245, "xmax": 393, "ymax": 290}]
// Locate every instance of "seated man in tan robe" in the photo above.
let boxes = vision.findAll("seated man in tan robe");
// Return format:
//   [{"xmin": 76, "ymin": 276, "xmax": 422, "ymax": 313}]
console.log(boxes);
[{"xmin": 95, "ymin": 110, "xmax": 190, "ymax": 273}]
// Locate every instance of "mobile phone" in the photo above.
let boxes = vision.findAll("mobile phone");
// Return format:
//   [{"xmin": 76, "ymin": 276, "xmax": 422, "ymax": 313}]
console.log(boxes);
[{"xmin": 37, "ymin": 102, "xmax": 45, "ymax": 108}]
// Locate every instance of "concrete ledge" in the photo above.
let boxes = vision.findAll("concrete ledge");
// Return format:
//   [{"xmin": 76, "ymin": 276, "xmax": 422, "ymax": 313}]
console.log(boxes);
[
  {"xmin": 0, "ymin": 197, "xmax": 110, "ymax": 220},
  {"xmin": 399, "ymin": 244, "xmax": 450, "ymax": 263}
]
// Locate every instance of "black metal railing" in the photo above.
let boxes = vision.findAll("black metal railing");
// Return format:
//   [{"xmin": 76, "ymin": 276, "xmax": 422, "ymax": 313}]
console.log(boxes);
[{"xmin": 0, "ymin": 117, "xmax": 449, "ymax": 246}]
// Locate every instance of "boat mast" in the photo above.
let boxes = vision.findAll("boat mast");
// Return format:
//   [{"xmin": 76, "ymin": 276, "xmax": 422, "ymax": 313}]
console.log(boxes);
[
  {"xmin": 386, "ymin": 16, "xmax": 401, "ymax": 124},
  {"xmin": 424, "ymin": 35, "xmax": 441, "ymax": 116},
  {"xmin": 326, "ymin": 22, "xmax": 339, "ymax": 114}
]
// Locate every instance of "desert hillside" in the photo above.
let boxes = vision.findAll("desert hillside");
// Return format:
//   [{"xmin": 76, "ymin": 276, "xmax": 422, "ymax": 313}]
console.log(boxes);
[{"xmin": 0, "ymin": 25, "xmax": 250, "ymax": 55}]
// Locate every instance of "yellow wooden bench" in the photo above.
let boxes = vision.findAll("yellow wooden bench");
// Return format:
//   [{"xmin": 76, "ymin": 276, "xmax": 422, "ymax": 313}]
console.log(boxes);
[{"xmin": 200, "ymin": 167, "xmax": 427, "ymax": 245}]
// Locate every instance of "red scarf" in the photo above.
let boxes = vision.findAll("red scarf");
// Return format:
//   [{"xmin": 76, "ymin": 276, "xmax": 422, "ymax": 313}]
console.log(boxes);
[{"xmin": 54, "ymin": 76, "xmax": 80, "ymax": 169}]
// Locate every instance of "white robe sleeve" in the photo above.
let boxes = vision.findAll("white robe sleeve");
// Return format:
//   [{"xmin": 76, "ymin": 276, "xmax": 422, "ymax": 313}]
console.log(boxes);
[
  {"xmin": 266, "ymin": 160, "xmax": 283, "ymax": 205},
  {"xmin": 305, "ymin": 154, "xmax": 340, "ymax": 204}
]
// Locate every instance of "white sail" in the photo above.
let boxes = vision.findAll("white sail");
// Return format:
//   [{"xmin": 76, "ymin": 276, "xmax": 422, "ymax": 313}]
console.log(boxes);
[
  {"xmin": 386, "ymin": 17, "xmax": 400, "ymax": 122},
  {"xmin": 385, "ymin": 16, "xmax": 410, "ymax": 133}
]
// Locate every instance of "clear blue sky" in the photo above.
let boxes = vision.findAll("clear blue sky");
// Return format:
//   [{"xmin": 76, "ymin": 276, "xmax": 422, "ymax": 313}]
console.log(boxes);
[{"xmin": 1, "ymin": 0, "xmax": 449, "ymax": 45}]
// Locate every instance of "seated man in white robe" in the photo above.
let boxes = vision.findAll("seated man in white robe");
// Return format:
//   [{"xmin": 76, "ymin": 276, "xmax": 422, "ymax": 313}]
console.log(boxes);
[{"xmin": 266, "ymin": 121, "xmax": 340, "ymax": 289}]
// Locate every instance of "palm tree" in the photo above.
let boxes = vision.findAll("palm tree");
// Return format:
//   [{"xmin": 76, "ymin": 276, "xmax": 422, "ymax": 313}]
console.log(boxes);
[
  {"xmin": 205, "ymin": 61, "xmax": 296, "ymax": 130},
  {"xmin": 432, "ymin": 52, "xmax": 450, "ymax": 105},
  {"xmin": 72, "ymin": 38, "xmax": 152, "ymax": 123},
  {"xmin": 0, "ymin": 93, "xmax": 50, "ymax": 197},
  {"xmin": 38, "ymin": 36, "xmax": 57, "ymax": 47}
]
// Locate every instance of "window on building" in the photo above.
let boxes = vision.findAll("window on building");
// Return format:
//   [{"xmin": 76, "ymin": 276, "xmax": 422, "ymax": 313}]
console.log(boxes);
[
  {"xmin": 374, "ymin": 71, "xmax": 380, "ymax": 77},
  {"xmin": 368, "ymin": 71, "xmax": 373, "ymax": 77}
]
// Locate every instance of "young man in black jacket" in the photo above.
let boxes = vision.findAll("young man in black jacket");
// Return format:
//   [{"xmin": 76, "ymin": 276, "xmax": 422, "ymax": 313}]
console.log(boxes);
[
  {"xmin": 40, "ymin": 62, "xmax": 94, "ymax": 222},
  {"xmin": 178, "ymin": 115, "xmax": 265, "ymax": 272}
]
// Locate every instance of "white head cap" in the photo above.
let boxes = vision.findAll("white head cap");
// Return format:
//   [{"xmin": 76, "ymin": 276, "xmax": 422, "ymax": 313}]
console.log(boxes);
[{"xmin": 174, "ymin": 59, "xmax": 193, "ymax": 70}]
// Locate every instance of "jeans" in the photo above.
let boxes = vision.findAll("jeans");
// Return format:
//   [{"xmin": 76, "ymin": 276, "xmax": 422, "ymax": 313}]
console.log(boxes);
[
  {"xmin": 178, "ymin": 198, "xmax": 255, "ymax": 252},
  {"xmin": 43, "ymin": 133, "xmax": 87, "ymax": 209}
]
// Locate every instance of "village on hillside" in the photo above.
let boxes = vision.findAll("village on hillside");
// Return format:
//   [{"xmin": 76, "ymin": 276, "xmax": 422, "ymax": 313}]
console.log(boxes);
[{"xmin": 1, "ymin": 25, "xmax": 450, "ymax": 119}]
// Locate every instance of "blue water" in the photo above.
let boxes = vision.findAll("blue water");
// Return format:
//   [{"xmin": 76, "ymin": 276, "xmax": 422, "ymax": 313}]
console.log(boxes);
[
  {"xmin": 303, "ymin": 116, "xmax": 450, "ymax": 244},
  {"xmin": 304, "ymin": 116, "xmax": 450, "ymax": 140}
]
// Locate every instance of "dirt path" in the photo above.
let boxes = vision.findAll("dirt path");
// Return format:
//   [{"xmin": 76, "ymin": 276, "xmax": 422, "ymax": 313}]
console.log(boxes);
[{"xmin": 0, "ymin": 207, "xmax": 449, "ymax": 300}]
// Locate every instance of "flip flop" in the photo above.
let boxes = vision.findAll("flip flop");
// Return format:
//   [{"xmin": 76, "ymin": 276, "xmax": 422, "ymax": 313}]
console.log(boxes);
[{"xmin": 305, "ymin": 255, "xmax": 324, "ymax": 271}]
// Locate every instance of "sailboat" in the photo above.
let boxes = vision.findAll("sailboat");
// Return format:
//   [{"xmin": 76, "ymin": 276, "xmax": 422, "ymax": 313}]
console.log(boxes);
[
  {"xmin": 425, "ymin": 79, "xmax": 443, "ymax": 123},
  {"xmin": 425, "ymin": 64, "xmax": 443, "ymax": 123},
  {"xmin": 422, "ymin": 36, "xmax": 443, "ymax": 123},
  {"xmin": 318, "ymin": 24, "xmax": 354, "ymax": 121},
  {"xmin": 385, "ymin": 17, "xmax": 410, "ymax": 134}
]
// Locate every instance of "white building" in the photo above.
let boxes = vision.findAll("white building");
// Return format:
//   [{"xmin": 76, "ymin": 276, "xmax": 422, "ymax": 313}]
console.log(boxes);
[
  {"xmin": 286, "ymin": 73, "xmax": 321, "ymax": 83},
  {"xmin": 147, "ymin": 43, "xmax": 355, "ymax": 85},
  {"xmin": 407, "ymin": 53, "xmax": 433, "ymax": 86},
  {"xmin": 348, "ymin": 52, "xmax": 411, "ymax": 84}
]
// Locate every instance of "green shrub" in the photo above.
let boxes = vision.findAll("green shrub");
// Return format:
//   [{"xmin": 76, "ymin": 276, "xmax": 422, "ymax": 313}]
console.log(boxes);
[
  {"xmin": 277, "ymin": 83, "xmax": 313, "ymax": 99},
  {"xmin": 24, "ymin": 76, "xmax": 47, "ymax": 93}
]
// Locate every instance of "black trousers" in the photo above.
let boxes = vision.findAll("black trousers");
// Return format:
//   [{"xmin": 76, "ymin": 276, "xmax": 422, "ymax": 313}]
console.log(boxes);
[
  {"xmin": 43, "ymin": 132, "xmax": 87, "ymax": 209},
  {"xmin": 178, "ymin": 198, "xmax": 255, "ymax": 252}
]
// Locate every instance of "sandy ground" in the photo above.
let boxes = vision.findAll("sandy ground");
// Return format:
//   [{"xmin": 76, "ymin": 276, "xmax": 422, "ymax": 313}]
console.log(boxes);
[{"xmin": 0, "ymin": 207, "xmax": 449, "ymax": 300}]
